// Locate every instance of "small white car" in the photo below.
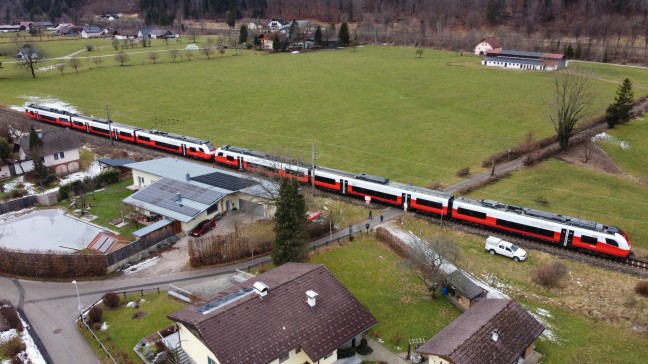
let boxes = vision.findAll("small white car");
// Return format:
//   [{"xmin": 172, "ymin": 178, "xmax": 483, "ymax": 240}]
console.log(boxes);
[{"xmin": 485, "ymin": 236, "xmax": 527, "ymax": 262}]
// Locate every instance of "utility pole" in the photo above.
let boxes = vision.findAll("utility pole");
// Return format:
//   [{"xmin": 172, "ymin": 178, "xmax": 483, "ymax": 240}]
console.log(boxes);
[
  {"xmin": 105, "ymin": 103, "xmax": 114, "ymax": 146},
  {"xmin": 311, "ymin": 140, "xmax": 315, "ymax": 190}
]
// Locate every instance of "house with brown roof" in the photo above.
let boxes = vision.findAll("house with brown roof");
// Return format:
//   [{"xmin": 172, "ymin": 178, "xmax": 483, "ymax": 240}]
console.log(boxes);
[
  {"xmin": 417, "ymin": 299, "xmax": 544, "ymax": 364},
  {"xmin": 168, "ymin": 263, "xmax": 377, "ymax": 364},
  {"xmin": 17, "ymin": 129, "xmax": 82, "ymax": 176},
  {"xmin": 474, "ymin": 37, "xmax": 502, "ymax": 55}
]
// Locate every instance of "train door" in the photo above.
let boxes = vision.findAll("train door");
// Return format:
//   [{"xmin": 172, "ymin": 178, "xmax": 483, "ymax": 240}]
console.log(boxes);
[
  {"xmin": 402, "ymin": 193, "xmax": 411, "ymax": 211},
  {"xmin": 181, "ymin": 144, "xmax": 187, "ymax": 156},
  {"xmin": 341, "ymin": 180, "xmax": 348, "ymax": 194},
  {"xmin": 237, "ymin": 156, "xmax": 244, "ymax": 170},
  {"xmin": 560, "ymin": 229, "xmax": 574, "ymax": 247}
]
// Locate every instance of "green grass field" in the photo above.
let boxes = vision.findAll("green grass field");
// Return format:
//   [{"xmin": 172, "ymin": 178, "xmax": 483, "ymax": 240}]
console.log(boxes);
[
  {"xmin": 0, "ymin": 43, "xmax": 642, "ymax": 187},
  {"xmin": 597, "ymin": 118, "xmax": 648, "ymax": 181}
]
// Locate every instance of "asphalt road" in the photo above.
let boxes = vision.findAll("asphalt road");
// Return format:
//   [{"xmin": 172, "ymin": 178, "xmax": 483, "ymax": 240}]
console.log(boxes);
[{"xmin": 0, "ymin": 209, "xmax": 401, "ymax": 364}]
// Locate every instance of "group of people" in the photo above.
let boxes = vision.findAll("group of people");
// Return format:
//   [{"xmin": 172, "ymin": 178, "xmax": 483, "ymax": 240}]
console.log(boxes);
[{"xmin": 368, "ymin": 210, "xmax": 383, "ymax": 222}]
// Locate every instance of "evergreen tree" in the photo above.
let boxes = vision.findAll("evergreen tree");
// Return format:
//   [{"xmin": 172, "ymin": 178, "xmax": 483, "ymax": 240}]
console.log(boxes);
[
  {"xmin": 0, "ymin": 138, "xmax": 11, "ymax": 158},
  {"xmin": 272, "ymin": 178, "xmax": 308, "ymax": 266},
  {"xmin": 605, "ymin": 78, "xmax": 634, "ymax": 128},
  {"xmin": 239, "ymin": 24, "xmax": 248, "ymax": 43},
  {"xmin": 272, "ymin": 33, "xmax": 282, "ymax": 52},
  {"xmin": 253, "ymin": 35, "xmax": 261, "ymax": 49},
  {"xmin": 28, "ymin": 126, "xmax": 52, "ymax": 189},
  {"xmin": 314, "ymin": 25, "xmax": 323, "ymax": 46},
  {"xmin": 338, "ymin": 22, "xmax": 350, "ymax": 46},
  {"xmin": 574, "ymin": 44, "xmax": 582, "ymax": 59},
  {"xmin": 289, "ymin": 20, "xmax": 299, "ymax": 41}
]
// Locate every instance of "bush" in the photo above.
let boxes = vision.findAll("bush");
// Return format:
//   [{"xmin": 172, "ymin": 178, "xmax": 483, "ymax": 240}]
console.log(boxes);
[
  {"xmin": 533, "ymin": 196, "xmax": 549, "ymax": 206},
  {"xmin": 58, "ymin": 168, "xmax": 120, "ymax": 200},
  {"xmin": 85, "ymin": 44, "xmax": 94, "ymax": 51},
  {"xmin": 532, "ymin": 261, "xmax": 569, "ymax": 288},
  {"xmin": 4, "ymin": 337, "xmax": 26, "ymax": 357},
  {"xmin": 103, "ymin": 292, "xmax": 120, "ymax": 308},
  {"xmin": 635, "ymin": 281, "xmax": 648, "ymax": 298},
  {"xmin": 88, "ymin": 306, "xmax": 103, "ymax": 324},
  {"xmin": 0, "ymin": 305, "xmax": 24, "ymax": 331},
  {"xmin": 456, "ymin": 167, "xmax": 470, "ymax": 177}
]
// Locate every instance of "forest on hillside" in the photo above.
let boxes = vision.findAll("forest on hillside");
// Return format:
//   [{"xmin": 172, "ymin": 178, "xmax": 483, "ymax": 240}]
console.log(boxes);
[{"xmin": 3, "ymin": 0, "xmax": 648, "ymax": 63}]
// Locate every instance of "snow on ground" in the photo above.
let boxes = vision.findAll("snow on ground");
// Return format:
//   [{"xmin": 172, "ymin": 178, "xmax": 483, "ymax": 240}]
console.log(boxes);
[
  {"xmin": 0, "ymin": 207, "xmax": 35, "ymax": 223},
  {"xmin": 100, "ymin": 322, "xmax": 109, "ymax": 331},
  {"xmin": 0, "ymin": 328, "xmax": 17, "ymax": 343},
  {"xmin": 122, "ymin": 257, "xmax": 160, "ymax": 275},
  {"xmin": 126, "ymin": 301, "xmax": 137, "ymax": 307},
  {"xmin": 529, "ymin": 307, "xmax": 560, "ymax": 343},
  {"xmin": 0, "ymin": 315, "xmax": 48, "ymax": 364},
  {"xmin": 59, "ymin": 160, "xmax": 101, "ymax": 185},
  {"xmin": 592, "ymin": 132, "xmax": 630, "ymax": 150},
  {"xmin": 10, "ymin": 96, "xmax": 80, "ymax": 114},
  {"xmin": 36, "ymin": 63, "xmax": 65, "ymax": 73}
]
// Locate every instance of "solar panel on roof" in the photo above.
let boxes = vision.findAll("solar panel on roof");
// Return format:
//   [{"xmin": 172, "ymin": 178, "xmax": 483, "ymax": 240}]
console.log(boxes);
[
  {"xmin": 98, "ymin": 237, "xmax": 116, "ymax": 253},
  {"xmin": 94, "ymin": 235, "xmax": 109, "ymax": 249},
  {"xmin": 192, "ymin": 172, "xmax": 257, "ymax": 191}
]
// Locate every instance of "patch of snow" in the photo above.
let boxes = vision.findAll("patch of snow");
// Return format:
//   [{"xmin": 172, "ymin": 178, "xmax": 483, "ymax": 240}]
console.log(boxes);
[
  {"xmin": 0, "ymin": 207, "xmax": 36, "ymax": 222},
  {"xmin": 123, "ymin": 257, "xmax": 160, "ymax": 275},
  {"xmin": 11, "ymin": 96, "xmax": 80, "ymax": 114},
  {"xmin": 536, "ymin": 307, "xmax": 553, "ymax": 318},
  {"xmin": 0, "ymin": 328, "xmax": 18, "ymax": 343},
  {"xmin": 126, "ymin": 301, "xmax": 137, "ymax": 307},
  {"xmin": 19, "ymin": 316, "xmax": 46, "ymax": 363},
  {"xmin": 529, "ymin": 309, "xmax": 560, "ymax": 343},
  {"xmin": 100, "ymin": 322, "xmax": 109, "ymax": 331},
  {"xmin": 59, "ymin": 160, "xmax": 102, "ymax": 185},
  {"xmin": 140, "ymin": 299, "xmax": 146, "ymax": 303},
  {"xmin": 36, "ymin": 63, "xmax": 65, "ymax": 72},
  {"xmin": 592, "ymin": 132, "xmax": 630, "ymax": 150}
]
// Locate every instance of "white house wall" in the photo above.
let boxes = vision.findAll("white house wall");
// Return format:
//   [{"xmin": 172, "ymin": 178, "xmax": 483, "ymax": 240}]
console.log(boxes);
[
  {"xmin": 426, "ymin": 355, "xmax": 450, "ymax": 364},
  {"xmin": 267, "ymin": 348, "xmax": 337, "ymax": 364},
  {"xmin": 0, "ymin": 165, "xmax": 10, "ymax": 179},
  {"xmin": 474, "ymin": 42, "xmax": 492, "ymax": 55},
  {"xmin": 131, "ymin": 170, "xmax": 161, "ymax": 189},
  {"xmin": 178, "ymin": 323, "xmax": 220, "ymax": 364}
]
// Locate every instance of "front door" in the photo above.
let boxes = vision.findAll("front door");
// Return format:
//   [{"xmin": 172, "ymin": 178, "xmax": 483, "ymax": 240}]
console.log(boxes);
[
  {"xmin": 341, "ymin": 180, "xmax": 348, "ymax": 194},
  {"xmin": 402, "ymin": 193, "xmax": 411, "ymax": 210},
  {"xmin": 237, "ymin": 157, "xmax": 244, "ymax": 170},
  {"xmin": 560, "ymin": 229, "xmax": 574, "ymax": 247}
]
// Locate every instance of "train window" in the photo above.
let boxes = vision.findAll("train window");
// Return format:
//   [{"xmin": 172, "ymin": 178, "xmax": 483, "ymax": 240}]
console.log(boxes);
[
  {"xmin": 416, "ymin": 198, "xmax": 443, "ymax": 210},
  {"xmin": 73, "ymin": 121, "xmax": 85, "ymax": 127},
  {"xmin": 138, "ymin": 136, "xmax": 150, "ymax": 142},
  {"xmin": 605, "ymin": 238, "xmax": 618, "ymax": 247},
  {"xmin": 189, "ymin": 147, "xmax": 196, "ymax": 152},
  {"xmin": 155, "ymin": 141, "xmax": 179, "ymax": 150},
  {"xmin": 351, "ymin": 186, "xmax": 398, "ymax": 202},
  {"xmin": 218, "ymin": 152, "xmax": 224, "ymax": 156},
  {"xmin": 580, "ymin": 235, "xmax": 598, "ymax": 245},
  {"xmin": 457, "ymin": 207, "xmax": 486, "ymax": 220},
  {"xmin": 226, "ymin": 156, "xmax": 235, "ymax": 161},
  {"xmin": 315, "ymin": 175, "xmax": 336, "ymax": 185},
  {"xmin": 248, "ymin": 162, "xmax": 276, "ymax": 173},
  {"xmin": 496, "ymin": 219, "xmax": 554, "ymax": 238},
  {"xmin": 91, "ymin": 126, "xmax": 109, "ymax": 133},
  {"xmin": 119, "ymin": 131, "xmax": 132, "ymax": 138},
  {"xmin": 285, "ymin": 169, "xmax": 303, "ymax": 177}
]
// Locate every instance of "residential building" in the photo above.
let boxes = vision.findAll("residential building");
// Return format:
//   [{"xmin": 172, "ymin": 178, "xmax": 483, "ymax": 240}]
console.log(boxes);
[
  {"xmin": 482, "ymin": 50, "xmax": 568, "ymax": 71},
  {"xmin": 138, "ymin": 27, "xmax": 174, "ymax": 39},
  {"xmin": 474, "ymin": 37, "xmax": 502, "ymax": 55},
  {"xmin": 168, "ymin": 263, "xmax": 377, "ymax": 364},
  {"xmin": 0, "ymin": 25, "xmax": 23, "ymax": 32},
  {"xmin": 259, "ymin": 32, "xmax": 280, "ymax": 50},
  {"xmin": 268, "ymin": 18, "xmax": 289, "ymax": 31},
  {"xmin": 417, "ymin": 299, "xmax": 544, "ymax": 364},
  {"xmin": 123, "ymin": 157, "xmax": 277, "ymax": 232},
  {"xmin": 112, "ymin": 29, "xmax": 137, "ymax": 40},
  {"xmin": 81, "ymin": 26, "xmax": 103, "ymax": 38},
  {"xmin": 16, "ymin": 129, "xmax": 81, "ymax": 176}
]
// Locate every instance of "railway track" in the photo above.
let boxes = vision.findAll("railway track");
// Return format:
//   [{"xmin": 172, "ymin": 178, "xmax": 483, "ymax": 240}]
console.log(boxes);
[{"xmin": 2, "ymin": 106, "xmax": 648, "ymax": 278}]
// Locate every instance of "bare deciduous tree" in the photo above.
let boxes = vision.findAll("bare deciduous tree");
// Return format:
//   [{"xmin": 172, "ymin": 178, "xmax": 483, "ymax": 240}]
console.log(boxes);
[
  {"xmin": 185, "ymin": 49, "xmax": 194, "ymax": 61},
  {"xmin": 56, "ymin": 63, "xmax": 65, "ymax": 75},
  {"xmin": 16, "ymin": 43, "xmax": 44, "ymax": 78},
  {"xmin": 114, "ymin": 51, "xmax": 129, "ymax": 66},
  {"xmin": 550, "ymin": 70, "xmax": 594, "ymax": 150},
  {"xmin": 201, "ymin": 46, "xmax": 214, "ymax": 59},
  {"xmin": 148, "ymin": 52, "xmax": 159, "ymax": 64},
  {"xmin": 92, "ymin": 57, "xmax": 103, "ymax": 68},
  {"xmin": 415, "ymin": 47, "xmax": 423, "ymax": 58},
  {"xmin": 406, "ymin": 234, "xmax": 459, "ymax": 299},
  {"xmin": 68, "ymin": 57, "xmax": 80, "ymax": 72},
  {"xmin": 168, "ymin": 48, "xmax": 179, "ymax": 62},
  {"xmin": 218, "ymin": 47, "xmax": 226, "ymax": 57}
]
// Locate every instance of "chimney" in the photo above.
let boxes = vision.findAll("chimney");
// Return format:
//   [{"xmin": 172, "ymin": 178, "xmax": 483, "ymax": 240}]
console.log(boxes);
[
  {"xmin": 185, "ymin": 172, "xmax": 191, "ymax": 181},
  {"xmin": 253, "ymin": 281, "xmax": 269, "ymax": 298},
  {"xmin": 306, "ymin": 290, "xmax": 318, "ymax": 307},
  {"xmin": 176, "ymin": 193, "xmax": 182, "ymax": 203}
]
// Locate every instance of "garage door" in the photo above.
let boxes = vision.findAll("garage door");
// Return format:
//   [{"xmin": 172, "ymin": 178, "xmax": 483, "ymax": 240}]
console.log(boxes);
[{"xmin": 239, "ymin": 199, "xmax": 264, "ymax": 216}]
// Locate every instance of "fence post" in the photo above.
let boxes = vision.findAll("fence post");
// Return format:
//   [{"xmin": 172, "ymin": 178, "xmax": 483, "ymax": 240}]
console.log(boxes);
[
  {"xmin": 140, "ymin": 289, "xmax": 144, "ymax": 296},
  {"xmin": 157, "ymin": 287, "xmax": 160, "ymax": 294}
]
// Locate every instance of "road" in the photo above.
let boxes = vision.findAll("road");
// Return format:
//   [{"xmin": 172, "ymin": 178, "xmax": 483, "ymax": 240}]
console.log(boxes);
[{"xmin": 0, "ymin": 209, "xmax": 402, "ymax": 364}]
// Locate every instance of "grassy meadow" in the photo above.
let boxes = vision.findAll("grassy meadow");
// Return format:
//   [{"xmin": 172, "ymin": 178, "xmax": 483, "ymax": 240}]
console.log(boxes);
[{"xmin": 0, "ymin": 39, "xmax": 641, "ymax": 186}]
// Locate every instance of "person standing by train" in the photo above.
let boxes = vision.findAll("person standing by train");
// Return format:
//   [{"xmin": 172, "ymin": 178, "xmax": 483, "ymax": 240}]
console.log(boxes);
[{"xmin": 368, "ymin": 210, "xmax": 373, "ymax": 220}]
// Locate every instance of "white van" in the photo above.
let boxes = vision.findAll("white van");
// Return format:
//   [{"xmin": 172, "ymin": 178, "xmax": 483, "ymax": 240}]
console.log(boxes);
[{"xmin": 485, "ymin": 236, "xmax": 527, "ymax": 262}]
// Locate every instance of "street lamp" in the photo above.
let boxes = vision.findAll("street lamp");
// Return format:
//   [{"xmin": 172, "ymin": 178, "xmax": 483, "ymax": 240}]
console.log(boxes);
[{"xmin": 71, "ymin": 280, "xmax": 82, "ymax": 313}]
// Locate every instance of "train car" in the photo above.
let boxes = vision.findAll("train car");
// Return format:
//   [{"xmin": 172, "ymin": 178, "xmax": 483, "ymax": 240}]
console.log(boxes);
[
  {"xmin": 313, "ymin": 167, "xmax": 452, "ymax": 215},
  {"xmin": 136, "ymin": 129, "xmax": 215, "ymax": 161},
  {"xmin": 71, "ymin": 115, "xmax": 112, "ymax": 137},
  {"xmin": 110, "ymin": 123, "xmax": 140, "ymax": 143},
  {"xmin": 215, "ymin": 145, "xmax": 310, "ymax": 183},
  {"xmin": 25, "ymin": 104, "xmax": 73, "ymax": 128},
  {"xmin": 451, "ymin": 197, "xmax": 631, "ymax": 257}
]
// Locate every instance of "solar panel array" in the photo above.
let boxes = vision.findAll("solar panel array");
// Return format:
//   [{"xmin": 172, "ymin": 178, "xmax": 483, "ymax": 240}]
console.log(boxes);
[
  {"xmin": 192, "ymin": 171, "xmax": 257, "ymax": 191},
  {"xmin": 93, "ymin": 234, "xmax": 116, "ymax": 253},
  {"xmin": 132, "ymin": 178, "xmax": 223, "ymax": 218}
]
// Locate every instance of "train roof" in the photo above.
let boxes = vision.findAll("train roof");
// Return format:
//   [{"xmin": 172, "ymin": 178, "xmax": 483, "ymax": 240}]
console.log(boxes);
[
  {"xmin": 455, "ymin": 196, "xmax": 620, "ymax": 234},
  {"xmin": 316, "ymin": 166, "xmax": 453, "ymax": 199},
  {"xmin": 73, "ymin": 114, "xmax": 111, "ymax": 124},
  {"xmin": 109, "ymin": 122, "xmax": 140, "ymax": 131},
  {"xmin": 141, "ymin": 129, "xmax": 212, "ymax": 145},
  {"xmin": 220, "ymin": 145, "xmax": 311, "ymax": 169},
  {"xmin": 27, "ymin": 104, "xmax": 77, "ymax": 116}
]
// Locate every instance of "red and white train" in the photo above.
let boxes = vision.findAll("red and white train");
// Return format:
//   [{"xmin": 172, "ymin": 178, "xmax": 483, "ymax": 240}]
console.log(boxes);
[
  {"xmin": 25, "ymin": 104, "xmax": 216, "ymax": 160},
  {"xmin": 24, "ymin": 104, "xmax": 632, "ymax": 258}
]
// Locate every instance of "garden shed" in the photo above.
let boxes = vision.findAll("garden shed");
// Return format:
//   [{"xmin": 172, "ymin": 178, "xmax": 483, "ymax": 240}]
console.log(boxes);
[{"xmin": 445, "ymin": 270, "xmax": 487, "ymax": 311}]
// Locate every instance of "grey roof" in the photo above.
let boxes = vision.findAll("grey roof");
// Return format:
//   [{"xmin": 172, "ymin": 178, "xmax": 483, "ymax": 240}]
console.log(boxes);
[
  {"xmin": 123, "ymin": 177, "xmax": 224, "ymax": 222},
  {"xmin": 125, "ymin": 158, "xmax": 274, "ymax": 199},
  {"xmin": 446, "ymin": 270, "xmax": 486, "ymax": 300},
  {"xmin": 97, "ymin": 158, "xmax": 134, "ymax": 167},
  {"xmin": 484, "ymin": 56, "xmax": 543, "ymax": 66},
  {"xmin": 18, "ymin": 129, "xmax": 81, "ymax": 157},
  {"xmin": 133, "ymin": 218, "xmax": 173, "ymax": 237},
  {"xmin": 83, "ymin": 26, "xmax": 102, "ymax": 33}
]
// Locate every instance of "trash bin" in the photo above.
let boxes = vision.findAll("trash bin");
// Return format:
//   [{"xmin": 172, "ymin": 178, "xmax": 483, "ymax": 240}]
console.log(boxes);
[{"xmin": 441, "ymin": 286, "xmax": 448, "ymax": 296}]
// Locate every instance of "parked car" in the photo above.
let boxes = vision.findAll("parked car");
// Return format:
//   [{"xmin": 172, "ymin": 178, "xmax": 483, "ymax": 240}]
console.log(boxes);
[
  {"xmin": 190, "ymin": 219, "xmax": 217, "ymax": 237},
  {"xmin": 485, "ymin": 236, "xmax": 527, "ymax": 262}
]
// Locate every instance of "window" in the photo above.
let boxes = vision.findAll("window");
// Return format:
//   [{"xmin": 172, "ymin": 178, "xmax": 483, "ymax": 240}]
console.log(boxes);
[
  {"xmin": 73, "ymin": 121, "xmax": 85, "ymax": 127},
  {"xmin": 90, "ymin": 126, "xmax": 109, "ymax": 133},
  {"xmin": 138, "ymin": 135, "xmax": 150, "ymax": 142},
  {"xmin": 119, "ymin": 131, "xmax": 132, "ymax": 138},
  {"xmin": 315, "ymin": 175, "xmax": 336, "ymax": 185},
  {"xmin": 295, "ymin": 346, "xmax": 302, "ymax": 354},
  {"xmin": 226, "ymin": 155, "xmax": 235, "ymax": 161},
  {"xmin": 457, "ymin": 207, "xmax": 486, "ymax": 220},
  {"xmin": 59, "ymin": 151, "xmax": 64, "ymax": 159},
  {"xmin": 496, "ymin": 219, "xmax": 554, "ymax": 238},
  {"xmin": 207, "ymin": 203, "xmax": 219, "ymax": 215},
  {"xmin": 605, "ymin": 238, "xmax": 619, "ymax": 247},
  {"xmin": 580, "ymin": 235, "xmax": 598, "ymax": 245},
  {"xmin": 154, "ymin": 140, "xmax": 179, "ymax": 150},
  {"xmin": 279, "ymin": 352, "xmax": 289, "ymax": 363},
  {"xmin": 189, "ymin": 147, "xmax": 196, "ymax": 153},
  {"xmin": 207, "ymin": 357, "xmax": 216, "ymax": 364},
  {"xmin": 137, "ymin": 176, "xmax": 145, "ymax": 186},
  {"xmin": 54, "ymin": 153, "xmax": 59, "ymax": 160},
  {"xmin": 416, "ymin": 198, "xmax": 443, "ymax": 210},
  {"xmin": 351, "ymin": 185, "xmax": 398, "ymax": 202}
]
